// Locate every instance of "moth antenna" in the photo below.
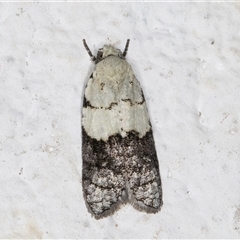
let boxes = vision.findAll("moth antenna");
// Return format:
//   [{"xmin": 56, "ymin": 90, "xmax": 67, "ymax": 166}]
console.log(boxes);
[
  {"xmin": 122, "ymin": 39, "xmax": 130, "ymax": 57},
  {"xmin": 83, "ymin": 39, "xmax": 96, "ymax": 61}
]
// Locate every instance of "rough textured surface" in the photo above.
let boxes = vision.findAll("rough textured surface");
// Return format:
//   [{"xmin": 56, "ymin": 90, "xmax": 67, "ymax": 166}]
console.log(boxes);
[{"xmin": 1, "ymin": 2, "xmax": 240, "ymax": 239}]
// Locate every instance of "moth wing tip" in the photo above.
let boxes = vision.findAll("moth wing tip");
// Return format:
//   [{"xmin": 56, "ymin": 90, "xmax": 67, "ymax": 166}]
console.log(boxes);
[
  {"xmin": 92, "ymin": 200, "xmax": 127, "ymax": 220},
  {"xmin": 130, "ymin": 196, "xmax": 163, "ymax": 214},
  {"xmin": 84, "ymin": 192, "xmax": 128, "ymax": 220}
]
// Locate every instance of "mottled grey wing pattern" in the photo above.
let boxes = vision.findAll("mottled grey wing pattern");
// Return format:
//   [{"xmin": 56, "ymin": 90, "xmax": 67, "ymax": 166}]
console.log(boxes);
[
  {"xmin": 123, "ymin": 130, "xmax": 163, "ymax": 213},
  {"xmin": 82, "ymin": 100, "xmax": 163, "ymax": 219},
  {"xmin": 82, "ymin": 126, "xmax": 127, "ymax": 219}
]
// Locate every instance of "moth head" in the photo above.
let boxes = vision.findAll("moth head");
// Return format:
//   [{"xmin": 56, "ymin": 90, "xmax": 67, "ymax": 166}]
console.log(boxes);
[
  {"xmin": 96, "ymin": 45, "xmax": 123, "ymax": 62},
  {"xmin": 83, "ymin": 39, "xmax": 130, "ymax": 64}
]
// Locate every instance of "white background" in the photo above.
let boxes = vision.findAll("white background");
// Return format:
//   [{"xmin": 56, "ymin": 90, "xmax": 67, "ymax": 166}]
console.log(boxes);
[{"xmin": 0, "ymin": 2, "xmax": 240, "ymax": 238}]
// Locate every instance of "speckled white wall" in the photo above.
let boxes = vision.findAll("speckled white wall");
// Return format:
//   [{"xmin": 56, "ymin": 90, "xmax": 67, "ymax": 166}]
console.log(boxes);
[{"xmin": 0, "ymin": 2, "xmax": 240, "ymax": 238}]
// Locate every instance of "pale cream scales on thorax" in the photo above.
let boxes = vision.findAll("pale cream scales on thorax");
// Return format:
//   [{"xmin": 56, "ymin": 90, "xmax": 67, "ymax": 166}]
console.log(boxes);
[{"xmin": 85, "ymin": 55, "xmax": 142, "ymax": 108}]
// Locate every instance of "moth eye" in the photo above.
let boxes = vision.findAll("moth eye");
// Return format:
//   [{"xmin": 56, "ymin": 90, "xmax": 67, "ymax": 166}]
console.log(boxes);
[
  {"xmin": 118, "ymin": 51, "xmax": 123, "ymax": 58},
  {"xmin": 118, "ymin": 53, "xmax": 123, "ymax": 58},
  {"xmin": 97, "ymin": 49, "xmax": 103, "ymax": 60}
]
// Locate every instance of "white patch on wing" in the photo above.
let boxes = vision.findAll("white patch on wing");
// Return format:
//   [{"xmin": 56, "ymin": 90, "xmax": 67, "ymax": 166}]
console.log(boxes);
[{"xmin": 82, "ymin": 101, "xmax": 150, "ymax": 141}]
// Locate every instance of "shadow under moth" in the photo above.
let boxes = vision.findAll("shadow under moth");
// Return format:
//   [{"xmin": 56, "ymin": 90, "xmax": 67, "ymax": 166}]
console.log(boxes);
[{"xmin": 82, "ymin": 39, "xmax": 163, "ymax": 219}]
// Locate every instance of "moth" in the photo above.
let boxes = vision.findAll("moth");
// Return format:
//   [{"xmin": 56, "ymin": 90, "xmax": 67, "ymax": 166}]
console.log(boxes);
[{"xmin": 82, "ymin": 39, "xmax": 163, "ymax": 219}]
